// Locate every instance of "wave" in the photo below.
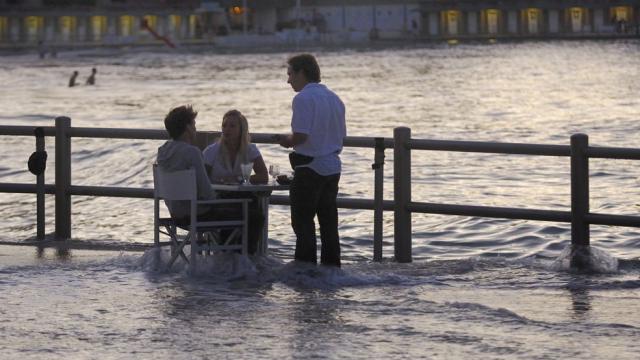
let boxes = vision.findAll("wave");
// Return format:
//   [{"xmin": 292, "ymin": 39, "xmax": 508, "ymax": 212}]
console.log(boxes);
[
  {"xmin": 1, "ymin": 242, "xmax": 639, "ymax": 297},
  {"xmin": 137, "ymin": 247, "xmax": 435, "ymax": 289}
]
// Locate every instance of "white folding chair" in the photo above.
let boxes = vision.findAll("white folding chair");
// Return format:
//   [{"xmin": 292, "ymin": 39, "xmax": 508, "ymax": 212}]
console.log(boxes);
[{"xmin": 153, "ymin": 164, "xmax": 250, "ymax": 271}]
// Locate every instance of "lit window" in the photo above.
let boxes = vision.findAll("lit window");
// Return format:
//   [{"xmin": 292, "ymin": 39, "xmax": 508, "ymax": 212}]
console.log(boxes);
[
  {"xmin": 120, "ymin": 15, "xmax": 135, "ymax": 36},
  {"xmin": 143, "ymin": 15, "xmax": 157, "ymax": 29},
  {"xmin": 58, "ymin": 16, "xmax": 77, "ymax": 42},
  {"xmin": 0, "ymin": 17, "xmax": 7, "ymax": 41},
  {"xmin": 91, "ymin": 16, "xmax": 107, "ymax": 41},
  {"xmin": 24, "ymin": 16, "xmax": 44, "ymax": 42}
]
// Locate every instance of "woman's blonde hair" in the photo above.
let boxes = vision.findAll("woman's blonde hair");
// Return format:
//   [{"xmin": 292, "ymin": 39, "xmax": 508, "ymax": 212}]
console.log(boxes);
[{"xmin": 218, "ymin": 109, "xmax": 251, "ymax": 163}]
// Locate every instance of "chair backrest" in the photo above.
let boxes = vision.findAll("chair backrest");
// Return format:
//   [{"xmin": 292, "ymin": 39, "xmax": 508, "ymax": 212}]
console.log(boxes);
[{"xmin": 153, "ymin": 164, "xmax": 197, "ymax": 201}]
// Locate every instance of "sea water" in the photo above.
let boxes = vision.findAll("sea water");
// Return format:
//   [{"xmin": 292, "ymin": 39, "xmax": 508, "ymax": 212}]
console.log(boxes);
[{"xmin": 0, "ymin": 41, "xmax": 639, "ymax": 358}]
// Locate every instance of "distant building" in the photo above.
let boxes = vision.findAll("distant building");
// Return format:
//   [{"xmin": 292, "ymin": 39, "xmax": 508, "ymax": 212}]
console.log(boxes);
[
  {"xmin": 0, "ymin": 0, "xmax": 203, "ymax": 47},
  {"xmin": 218, "ymin": 0, "xmax": 639, "ymax": 36},
  {"xmin": 219, "ymin": 0, "xmax": 639, "ymax": 44},
  {"xmin": 0, "ymin": 0, "xmax": 638, "ymax": 49},
  {"xmin": 211, "ymin": 0, "xmax": 419, "ymax": 41},
  {"xmin": 416, "ymin": 0, "xmax": 640, "ymax": 39}
]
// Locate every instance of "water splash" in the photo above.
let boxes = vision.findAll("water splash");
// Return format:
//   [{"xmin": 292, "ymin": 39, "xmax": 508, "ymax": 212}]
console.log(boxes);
[
  {"xmin": 139, "ymin": 246, "xmax": 259, "ymax": 280},
  {"xmin": 138, "ymin": 246, "xmax": 442, "ymax": 288},
  {"xmin": 551, "ymin": 244, "xmax": 619, "ymax": 273}
]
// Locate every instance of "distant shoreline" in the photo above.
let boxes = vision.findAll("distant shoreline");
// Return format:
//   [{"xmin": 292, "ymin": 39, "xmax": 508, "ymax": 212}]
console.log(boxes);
[{"xmin": 1, "ymin": 35, "xmax": 638, "ymax": 57}]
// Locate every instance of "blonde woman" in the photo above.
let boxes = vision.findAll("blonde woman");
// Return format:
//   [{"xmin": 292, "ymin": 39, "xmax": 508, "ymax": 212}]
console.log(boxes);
[
  {"xmin": 203, "ymin": 109, "xmax": 268, "ymax": 254},
  {"xmin": 203, "ymin": 109, "xmax": 268, "ymax": 184}
]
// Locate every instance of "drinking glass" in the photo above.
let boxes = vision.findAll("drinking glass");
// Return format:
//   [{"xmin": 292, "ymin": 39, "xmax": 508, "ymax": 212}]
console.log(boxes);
[
  {"xmin": 240, "ymin": 163, "xmax": 253, "ymax": 184},
  {"xmin": 269, "ymin": 164, "xmax": 280, "ymax": 183}
]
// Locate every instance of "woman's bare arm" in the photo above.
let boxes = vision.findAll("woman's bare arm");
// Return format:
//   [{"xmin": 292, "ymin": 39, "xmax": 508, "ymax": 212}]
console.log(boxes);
[{"xmin": 250, "ymin": 155, "xmax": 269, "ymax": 184}]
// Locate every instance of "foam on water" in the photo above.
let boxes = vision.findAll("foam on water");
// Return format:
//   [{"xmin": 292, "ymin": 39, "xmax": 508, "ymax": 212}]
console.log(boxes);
[
  {"xmin": 137, "ymin": 246, "xmax": 438, "ymax": 289},
  {"xmin": 551, "ymin": 244, "xmax": 620, "ymax": 273},
  {"xmin": 139, "ymin": 246, "xmax": 258, "ymax": 279},
  {"xmin": 131, "ymin": 245, "xmax": 640, "ymax": 293}
]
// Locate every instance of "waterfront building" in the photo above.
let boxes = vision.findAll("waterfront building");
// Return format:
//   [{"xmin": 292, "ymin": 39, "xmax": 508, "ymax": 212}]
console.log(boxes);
[
  {"xmin": 0, "ymin": 0, "xmax": 638, "ymax": 50},
  {"xmin": 0, "ymin": 0, "xmax": 203, "ymax": 48},
  {"xmin": 203, "ymin": 0, "xmax": 639, "ymax": 43},
  {"xmin": 417, "ymin": 0, "xmax": 639, "ymax": 40}
]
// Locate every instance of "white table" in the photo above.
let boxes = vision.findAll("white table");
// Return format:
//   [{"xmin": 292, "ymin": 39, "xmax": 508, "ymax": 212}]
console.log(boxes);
[{"xmin": 211, "ymin": 182, "xmax": 289, "ymax": 254}]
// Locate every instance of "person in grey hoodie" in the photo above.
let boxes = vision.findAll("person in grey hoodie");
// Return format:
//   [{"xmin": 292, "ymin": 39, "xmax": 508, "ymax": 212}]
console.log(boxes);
[
  {"xmin": 156, "ymin": 105, "xmax": 263, "ymax": 254},
  {"xmin": 156, "ymin": 105, "xmax": 216, "ymax": 220}
]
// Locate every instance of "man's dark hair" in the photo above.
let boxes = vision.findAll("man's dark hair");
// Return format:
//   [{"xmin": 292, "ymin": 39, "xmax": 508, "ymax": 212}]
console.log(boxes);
[
  {"xmin": 287, "ymin": 53, "xmax": 321, "ymax": 83},
  {"xmin": 164, "ymin": 105, "xmax": 197, "ymax": 140}
]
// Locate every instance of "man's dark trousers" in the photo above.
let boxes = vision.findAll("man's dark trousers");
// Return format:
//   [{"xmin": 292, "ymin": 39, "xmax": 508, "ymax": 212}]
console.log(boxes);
[{"xmin": 290, "ymin": 167, "xmax": 341, "ymax": 267}]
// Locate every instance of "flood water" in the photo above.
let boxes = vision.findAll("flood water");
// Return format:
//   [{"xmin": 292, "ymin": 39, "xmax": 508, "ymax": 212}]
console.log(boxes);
[{"xmin": 1, "ymin": 41, "xmax": 639, "ymax": 358}]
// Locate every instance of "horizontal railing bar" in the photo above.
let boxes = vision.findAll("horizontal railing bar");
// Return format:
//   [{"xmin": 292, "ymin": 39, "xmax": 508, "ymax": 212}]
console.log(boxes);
[
  {"xmin": 587, "ymin": 146, "xmax": 640, "ymax": 160},
  {"xmin": 68, "ymin": 186, "xmax": 399, "ymax": 212},
  {"xmin": 586, "ymin": 213, "xmax": 640, "ymax": 227},
  {"xmin": 5, "ymin": 182, "xmax": 640, "ymax": 227},
  {"xmin": 0, "ymin": 183, "xmax": 56, "ymax": 194},
  {"xmin": 70, "ymin": 185, "xmax": 154, "ymax": 198},
  {"xmin": 0, "ymin": 126, "xmax": 390, "ymax": 150},
  {"xmin": 0, "ymin": 125, "xmax": 56, "ymax": 137},
  {"xmin": 409, "ymin": 201, "xmax": 572, "ymax": 223},
  {"xmin": 252, "ymin": 134, "xmax": 394, "ymax": 148},
  {"xmin": 409, "ymin": 139, "xmax": 570, "ymax": 156},
  {"xmin": 343, "ymin": 136, "xmax": 395, "ymax": 149},
  {"xmin": 71, "ymin": 188, "xmax": 396, "ymax": 211},
  {"xmin": 251, "ymin": 133, "xmax": 278, "ymax": 144},
  {"xmin": 336, "ymin": 198, "xmax": 395, "ymax": 211},
  {"xmin": 271, "ymin": 194, "xmax": 394, "ymax": 210},
  {"xmin": 5, "ymin": 125, "xmax": 640, "ymax": 161},
  {"xmin": 0, "ymin": 183, "xmax": 395, "ymax": 211},
  {"xmin": 70, "ymin": 127, "xmax": 168, "ymax": 140},
  {"xmin": 70, "ymin": 128, "xmax": 396, "ymax": 149}
]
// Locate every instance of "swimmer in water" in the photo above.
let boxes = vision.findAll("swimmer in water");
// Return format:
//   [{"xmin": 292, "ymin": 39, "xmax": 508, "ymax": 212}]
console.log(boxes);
[
  {"xmin": 86, "ymin": 67, "xmax": 97, "ymax": 85},
  {"xmin": 68, "ymin": 71, "xmax": 78, "ymax": 87}
]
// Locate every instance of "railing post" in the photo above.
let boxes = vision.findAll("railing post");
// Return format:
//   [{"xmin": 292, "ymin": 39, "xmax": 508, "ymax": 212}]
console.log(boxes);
[
  {"xmin": 570, "ymin": 133, "xmax": 589, "ymax": 247},
  {"xmin": 55, "ymin": 116, "xmax": 71, "ymax": 240},
  {"xmin": 35, "ymin": 127, "xmax": 45, "ymax": 240},
  {"xmin": 394, "ymin": 127, "xmax": 412, "ymax": 262},
  {"xmin": 372, "ymin": 137, "xmax": 385, "ymax": 261}
]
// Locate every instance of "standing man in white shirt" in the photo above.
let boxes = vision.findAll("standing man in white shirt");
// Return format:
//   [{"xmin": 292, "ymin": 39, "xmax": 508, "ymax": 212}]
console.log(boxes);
[{"xmin": 279, "ymin": 54, "xmax": 347, "ymax": 267}]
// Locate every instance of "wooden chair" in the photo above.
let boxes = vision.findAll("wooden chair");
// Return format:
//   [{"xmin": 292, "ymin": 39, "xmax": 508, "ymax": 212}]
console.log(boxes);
[{"xmin": 153, "ymin": 164, "xmax": 250, "ymax": 271}]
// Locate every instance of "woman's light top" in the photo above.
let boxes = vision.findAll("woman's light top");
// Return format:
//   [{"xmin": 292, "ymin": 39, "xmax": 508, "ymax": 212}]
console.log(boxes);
[{"xmin": 202, "ymin": 142, "xmax": 261, "ymax": 180}]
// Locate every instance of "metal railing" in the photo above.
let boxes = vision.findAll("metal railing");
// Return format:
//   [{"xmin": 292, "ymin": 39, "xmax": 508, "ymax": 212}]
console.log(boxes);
[{"xmin": 2, "ymin": 117, "xmax": 640, "ymax": 262}]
